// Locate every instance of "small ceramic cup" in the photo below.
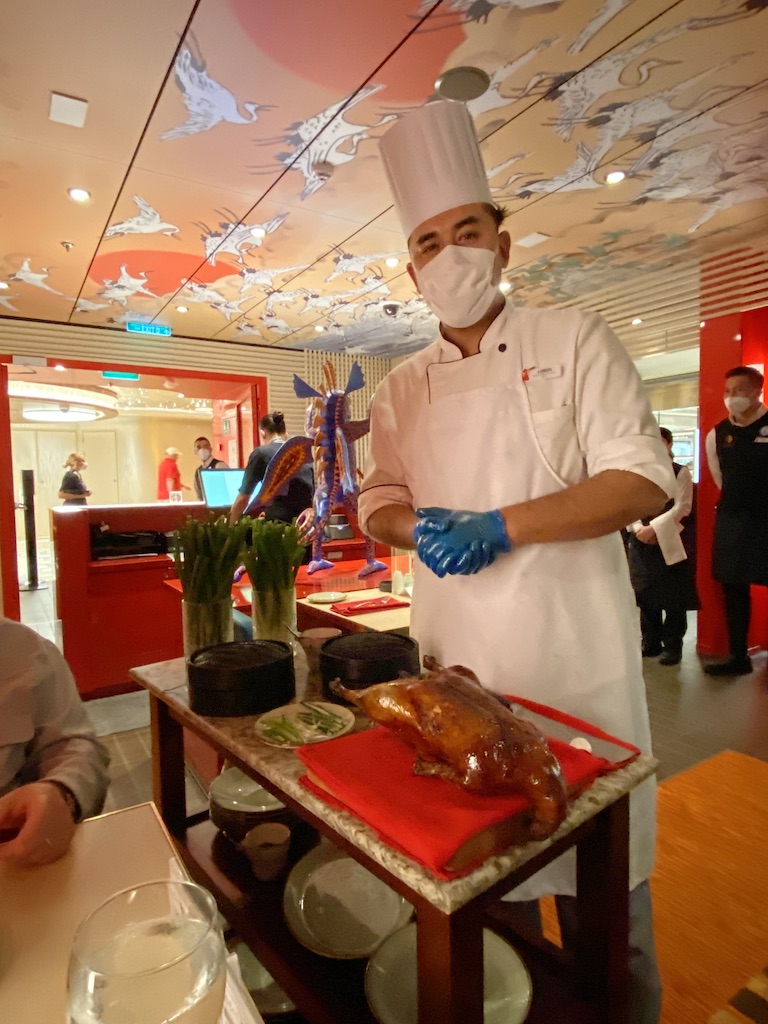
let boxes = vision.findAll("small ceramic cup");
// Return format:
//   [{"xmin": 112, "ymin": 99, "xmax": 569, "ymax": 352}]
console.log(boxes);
[{"xmin": 241, "ymin": 822, "xmax": 291, "ymax": 881}]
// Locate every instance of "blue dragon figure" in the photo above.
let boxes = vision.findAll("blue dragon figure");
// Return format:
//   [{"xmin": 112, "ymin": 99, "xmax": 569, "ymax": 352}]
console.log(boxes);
[{"xmin": 277, "ymin": 360, "xmax": 387, "ymax": 577}]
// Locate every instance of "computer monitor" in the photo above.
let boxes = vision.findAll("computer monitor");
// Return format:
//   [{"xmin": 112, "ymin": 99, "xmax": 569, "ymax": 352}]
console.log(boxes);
[{"xmin": 199, "ymin": 468, "xmax": 248, "ymax": 508}]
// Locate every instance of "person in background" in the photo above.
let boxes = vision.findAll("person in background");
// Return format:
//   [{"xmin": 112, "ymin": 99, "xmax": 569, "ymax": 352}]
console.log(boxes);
[
  {"xmin": 0, "ymin": 617, "xmax": 110, "ymax": 867},
  {"xmin": 359, "ymin": 100, "xmax": 675, "ymax": 1024},
  {"xmin": 58, "ymin": 452, "xmax": 91, "ymax": 505},
  {"xmin": 192, "ymin": 436, "xmax": 228, "ymax": 501},
  {"xmin": 625, "ymin": 427, "xmax": 698, "ymax": 666},
  {"xmin": 156, "ymin": 446, "xmax": 191, "ymax": 501},
  {"xmin": 229, "ymin": 412, "xmax": 313, "ymax": 525},
  {"xmin": 704, "ymin": 365, "xmax": 768, "ymax": 676}
]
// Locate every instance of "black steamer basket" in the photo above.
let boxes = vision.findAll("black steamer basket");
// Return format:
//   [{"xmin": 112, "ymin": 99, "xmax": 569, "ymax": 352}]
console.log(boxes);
[
  {"xmin": 319, "ymin": 633, "xmax": 420, "ymax": 706},
  {"xmin": 187, "ymin": 640, "xmax": 295, "ymax": 717}
]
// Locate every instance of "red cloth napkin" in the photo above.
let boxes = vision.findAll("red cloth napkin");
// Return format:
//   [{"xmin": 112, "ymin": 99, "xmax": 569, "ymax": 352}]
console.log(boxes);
[
  {"xmin": 298, "ymin": 704, "xmax": 639, "ymax": 880},
  {"xmin": 329, "ymin": 595, "xmax": 410, "ymax": 616}
]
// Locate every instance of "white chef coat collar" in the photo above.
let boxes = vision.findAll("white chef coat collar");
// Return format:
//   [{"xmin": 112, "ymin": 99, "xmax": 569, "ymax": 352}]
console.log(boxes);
[
  {"xmin": 436, "ymin": 302, "xmax": 510, "ymax": 361},
  {"xmin": 729, "ymin": 402, "xmax": 767, "ymax": 427}
]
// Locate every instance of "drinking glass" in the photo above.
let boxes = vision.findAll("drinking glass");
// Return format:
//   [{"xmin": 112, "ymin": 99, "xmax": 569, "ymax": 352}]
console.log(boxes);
[{"xmin": 66, "ymin": 879, "xmax": 226, "ymax": 1024}]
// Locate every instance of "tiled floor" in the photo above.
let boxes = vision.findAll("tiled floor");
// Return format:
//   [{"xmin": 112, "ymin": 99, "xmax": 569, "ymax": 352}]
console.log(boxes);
[{"xmin": 18, "ymin": 591, "xmax": 768, "ymax": 807}]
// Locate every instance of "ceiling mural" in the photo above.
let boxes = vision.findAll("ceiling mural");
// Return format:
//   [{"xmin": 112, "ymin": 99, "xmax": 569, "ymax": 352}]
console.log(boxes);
[{"xmin": 1, "ymin": 0, "xmax": 767, "ymax": 357}]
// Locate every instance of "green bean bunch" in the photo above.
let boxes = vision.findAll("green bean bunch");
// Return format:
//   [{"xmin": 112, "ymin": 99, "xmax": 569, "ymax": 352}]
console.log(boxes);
[
  {"xmin": 241, "ymin": 518, "xmax": 306, "ymax": 593},
  {"xmin": 172, "ymin": 514, "xmax": 251, "ymax": 603}
]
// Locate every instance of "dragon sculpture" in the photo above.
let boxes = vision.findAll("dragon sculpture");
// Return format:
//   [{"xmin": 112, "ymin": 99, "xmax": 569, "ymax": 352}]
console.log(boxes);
[{"xmin": 248, "ymin": 360, "xmax": 387, "ymax": 578}]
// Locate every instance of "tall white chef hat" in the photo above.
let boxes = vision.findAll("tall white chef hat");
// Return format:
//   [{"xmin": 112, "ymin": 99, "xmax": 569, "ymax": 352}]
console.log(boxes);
[{"xmin": 379, "ymin": 99, "xmax": 493, "ymax": 241}]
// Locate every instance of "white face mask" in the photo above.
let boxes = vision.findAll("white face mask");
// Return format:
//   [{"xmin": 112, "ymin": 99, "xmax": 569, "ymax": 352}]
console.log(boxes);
[
  {"xmin": 724, "ymin": 396, "xmax": 752, "ymax": 415},
  {"xmin": 196, "ymin": 448, "xmax": 212, "ymax": 462},
  {"xmin": 415, "ymin": 245, "xmax": 501, "ymax": 328}
]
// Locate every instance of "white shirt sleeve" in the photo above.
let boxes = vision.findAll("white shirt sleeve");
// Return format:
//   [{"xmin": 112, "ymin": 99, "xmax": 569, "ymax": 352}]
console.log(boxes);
[
  {"xmin": 573, "ymin": 313, "xmax": 676, "ymax": 498},
  {"xmin": 705, "ymin": 427, "xmax": 722, "ymax": 488},
  {"xmin": 0, "ymin": 620, "xmax": 110, "ymax": 818},
  {"xmin": 358, "ymin": 378, "xmax": 415, "ymax": 533},
  {"xmin": 650, "ymin": 464, "xmax": 693, "ymax": 565}
]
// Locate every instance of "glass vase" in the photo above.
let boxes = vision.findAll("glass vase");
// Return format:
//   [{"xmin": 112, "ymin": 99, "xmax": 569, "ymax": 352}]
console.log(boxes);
[
  {"xmin": 251, "ymin": 586, "xmax": 298, "ymax": 648},
  {"xmin": 182, "ymin": 598, "xmax": 234, "ymax": 658}
]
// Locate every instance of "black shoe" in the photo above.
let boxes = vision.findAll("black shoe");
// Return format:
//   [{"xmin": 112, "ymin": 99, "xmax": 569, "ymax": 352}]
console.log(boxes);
[
  {"xmin": 659, "ymin": 648, "xmax": 682, "ymax": 666},
  {"xmin": 703, "ymin": 657, "xmax": 752, "ymax": 677},
  {"xmin": 642, "ymin": 645, "xmax": 663, "ymax": 658}
]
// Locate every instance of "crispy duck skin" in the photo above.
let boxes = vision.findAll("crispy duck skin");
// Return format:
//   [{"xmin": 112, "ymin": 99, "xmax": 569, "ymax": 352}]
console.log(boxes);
[{"xmin": 331, "ymin": 655, "xmax": 568, "ymax": 840}]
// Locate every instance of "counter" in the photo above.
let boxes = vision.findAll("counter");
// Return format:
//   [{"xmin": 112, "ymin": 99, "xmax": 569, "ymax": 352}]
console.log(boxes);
[{"xmin": 53, "ymin": 503, "xmax": 210, "ymax": 699}]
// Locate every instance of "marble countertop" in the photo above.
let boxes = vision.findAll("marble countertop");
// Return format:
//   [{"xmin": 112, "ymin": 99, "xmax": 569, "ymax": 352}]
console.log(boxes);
[{"xmin": 131, "ymin": 657, "xmax": 656, "ymax": 914}]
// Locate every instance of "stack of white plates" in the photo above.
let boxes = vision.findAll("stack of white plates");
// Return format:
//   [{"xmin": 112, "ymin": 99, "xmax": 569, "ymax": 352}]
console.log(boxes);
[
  {"xmin": 364, "ymin": 924, "xmax": 533, "ymax": 1024},
  {"xmin": 282, "ymin": 843, "xmax": 413, "ymax": 959}
]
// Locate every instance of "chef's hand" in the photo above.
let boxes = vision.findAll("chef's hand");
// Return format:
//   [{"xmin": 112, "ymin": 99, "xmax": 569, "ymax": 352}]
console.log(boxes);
[
  {"xmin": 414, "ymin": 508, "xmax": 512, "ymax": 578},
  {"xmin": 0, "ymin": 782, "xmax": 76, "ymax": 867}
]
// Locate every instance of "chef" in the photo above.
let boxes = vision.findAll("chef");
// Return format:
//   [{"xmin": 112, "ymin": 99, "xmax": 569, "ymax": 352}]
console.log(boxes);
[
  {"xmin": 704, "ymin": 364, "xmax": 768, "ymax": 676},
  {"xmin": 359, "ymin": 99, "xmax": 675, "ymax": 1024}
]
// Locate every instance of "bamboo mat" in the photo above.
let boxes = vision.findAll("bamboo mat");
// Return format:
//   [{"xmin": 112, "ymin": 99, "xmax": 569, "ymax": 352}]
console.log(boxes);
[
  {"xmin": 653, "ymin": 751, "xmax": 768, "ymax": 1023},
  {"xmin": 540, "ymin": 751, "xmax": 768, "ymax": 1022}
]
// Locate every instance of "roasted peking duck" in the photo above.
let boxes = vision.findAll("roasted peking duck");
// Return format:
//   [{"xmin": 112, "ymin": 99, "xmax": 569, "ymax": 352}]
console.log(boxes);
[{"xmin": 332, "ymin": 656, "xmax": 568, "ymax": 840}]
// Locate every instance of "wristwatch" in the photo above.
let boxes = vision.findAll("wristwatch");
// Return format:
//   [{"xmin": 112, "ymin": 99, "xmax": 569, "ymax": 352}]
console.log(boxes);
[{"xmin": 43, "ymin": 780, "xmax": 82, "ymax": 823}]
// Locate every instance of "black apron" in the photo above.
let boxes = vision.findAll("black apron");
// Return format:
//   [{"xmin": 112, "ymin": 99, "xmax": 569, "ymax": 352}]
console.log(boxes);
[
  {"xmin": 712, "ymin": 410, "xmax": 768, "ymax": 586},
  {"xmin": 625, "ymin": 462, "xmax": 699, "ymax": 611}
]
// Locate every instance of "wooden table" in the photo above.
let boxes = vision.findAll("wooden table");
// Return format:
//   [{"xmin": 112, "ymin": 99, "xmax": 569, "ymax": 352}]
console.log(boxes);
[{"xmin": 131, "ymin": 657, "xmax": 657, "ymax": 1024}]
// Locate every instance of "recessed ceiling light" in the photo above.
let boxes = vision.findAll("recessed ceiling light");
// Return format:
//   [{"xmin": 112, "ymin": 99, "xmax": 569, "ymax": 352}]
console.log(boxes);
[
  {"xmin": 315, "ymin": 325, "xmax": 325, "ymax": 332},
  {"xmin": 178, "ymin": 392, "xmax": 185, "ymax": 398},
  {"xmin": 435, "ymin": 66, "xmax": 491, "ymax": 102},
  {"xmin": 632, "ymin": 317, "xmax": 643, "ymax": 325},
  {"xmin": 734, "ymin": 333, "xmax": 742, "ymax": 341},
  {"xmin": 385, "ymin": 257, "xmax": 399, "ymax": 268},
  {"xmin": 606, "ymin": 171, "xmax": 625, "ymax": 185},
  {"xmin": 0, "ymin": 282, "xmax": 8, "ymax": 290},
  {"xmin": 176, "ymin": 305, "xmax": 188, "ymax": 313},
  {"xmin": 53, "ymin": 364, "xmax": 66, "ymax": 372},
  {"xmin": 700, "ymin": 321, "xmax": 706, "ymax": 328},
  {"xmin": 250, "ymin": 226, "xmax": 266, "ymax": 239},
  {"xmin": 49, "ymin": 93, "xmax": 88, "ymax": 128},
  {"xmin": 23, "ymin": 406, "xmax": 101, "ymax": 423},
  {"xmin": 499, "ymin": 282, "xmax": 511, "ymax": 293},
  {"xmin": 68, "ymin": 187, "xmax": 91, "ymax": 202},
  {"xmin": 513, "ymin": 232, "xmax": 550, "ymax": 249}
]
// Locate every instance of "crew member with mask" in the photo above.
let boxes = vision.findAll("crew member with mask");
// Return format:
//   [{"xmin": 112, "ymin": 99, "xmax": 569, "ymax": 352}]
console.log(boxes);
[
  {"xmin": 192, "ymin": 436, "xmax": 228, "ymax": 501},
  {"xmin": 359, "ymin": 100, "xmax": 674, "ymax": 1024},
  {"xmin": 704, "ymin": 365, "xmax": 768, "ymax": 676}
]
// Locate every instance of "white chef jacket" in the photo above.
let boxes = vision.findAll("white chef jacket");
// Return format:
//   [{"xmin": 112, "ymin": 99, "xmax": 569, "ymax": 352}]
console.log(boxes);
[
  {"xmin": 360, "ymin": 305, "xmax": 675, "ymax": 898},
  {"xmin": 0, "ymin": 618, "xmax": 110, "ymax": 818}
]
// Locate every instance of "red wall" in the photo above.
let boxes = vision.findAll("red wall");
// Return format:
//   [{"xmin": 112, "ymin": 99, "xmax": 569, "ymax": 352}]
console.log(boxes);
[{"xmin": 697, "ymin": 306, "xmax": 768, "ymax": 656}]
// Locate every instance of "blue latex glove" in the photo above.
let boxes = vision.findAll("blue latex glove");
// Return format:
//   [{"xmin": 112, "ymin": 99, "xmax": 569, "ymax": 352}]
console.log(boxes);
[{"xmin": 413, "ymin": 508, "xmax": 512, "ymax": 578}]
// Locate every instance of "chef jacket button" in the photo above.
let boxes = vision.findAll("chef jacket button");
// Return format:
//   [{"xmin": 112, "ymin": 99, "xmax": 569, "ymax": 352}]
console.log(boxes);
[{"xmin": 498, "ymin": 343, "xmax": 507, "ymax": 352}]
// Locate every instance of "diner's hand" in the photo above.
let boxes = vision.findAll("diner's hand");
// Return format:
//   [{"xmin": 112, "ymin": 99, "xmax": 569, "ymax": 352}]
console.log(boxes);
[
  {"xmin": 0, "ymin": 782, "xmax": 76, "ymax": 867},
  {"xmin": 414, "ymin": 508, "xmax": 513, "ymax": 578}
]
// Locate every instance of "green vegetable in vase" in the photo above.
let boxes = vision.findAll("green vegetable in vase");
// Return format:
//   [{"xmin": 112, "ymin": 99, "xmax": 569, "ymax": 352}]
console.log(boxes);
[
  {"xmin": 241, "ymin": 519, "xmax": 306, "ymax": 593},
  {"xmin": 172, "ymin": 514, "xmax": 251, "ymax": 604}
]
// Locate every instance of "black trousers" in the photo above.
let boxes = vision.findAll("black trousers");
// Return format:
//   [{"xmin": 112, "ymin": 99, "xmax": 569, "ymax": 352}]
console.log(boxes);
[
  {"xmin": 721, "ymin": 582, "xmax": 752, "ymax": 660},
  {"xmin": 639, "ymin": 604, "xmax": 688, "ymax": 653}
]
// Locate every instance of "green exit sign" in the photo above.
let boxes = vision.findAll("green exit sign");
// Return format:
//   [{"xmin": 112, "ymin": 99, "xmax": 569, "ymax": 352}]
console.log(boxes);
[{"xmin": 102, "ymin": 371, "xmax": 140, "ymax": 381}]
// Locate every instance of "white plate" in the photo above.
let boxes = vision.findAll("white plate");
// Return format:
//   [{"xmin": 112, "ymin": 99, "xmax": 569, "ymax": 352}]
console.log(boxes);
[
  {"xmin": 254, "ymin": 701, "xmax": 355, "ymax": 748},
  {"xmin": 306, "ymin": 591, "xmax": 347, "ymax": 604},
  {"xmin": 208, "ymin": 767, "xmax": 285, "ymax": 813},
  {"xmin": 283, "ymin": 843, "xmax": 413, "ymax": 959},
  {"xmin": 365, "ymin": 924, "xmax": 532, "ymax": 1024}
]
